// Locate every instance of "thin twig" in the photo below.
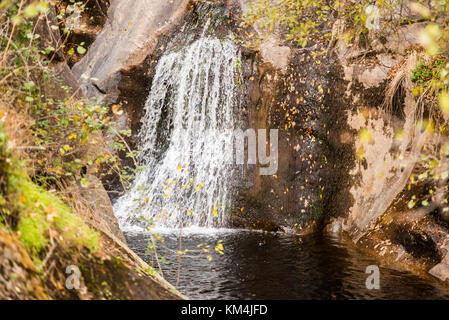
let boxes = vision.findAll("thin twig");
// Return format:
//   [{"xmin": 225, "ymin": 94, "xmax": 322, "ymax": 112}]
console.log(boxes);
[
  {"xmin": 41, "ymin": 239, "xmax": 57, "ymax": 267},
  {"xmin": 109, "ymin": 126, "xmax": 138, "ymax": 168},
  {"xmin": 176, "ymin": 226, "xmax": 183, "ymax": 289},
  {"xmin": 0, "ymin": 0, "xmax": 25, "ymax": 69}
]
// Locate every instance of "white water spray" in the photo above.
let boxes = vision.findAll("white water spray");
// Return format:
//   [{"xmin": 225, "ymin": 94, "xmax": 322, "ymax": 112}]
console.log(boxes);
[{"xmin": 114, "ymin": 35, "xmax": 241, "ymax": 230}]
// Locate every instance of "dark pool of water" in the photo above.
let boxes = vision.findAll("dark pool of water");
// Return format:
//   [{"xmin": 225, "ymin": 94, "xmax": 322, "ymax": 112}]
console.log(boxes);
[{"xmin": 125, "ymin": 229, "xmax": 449, "ymax": 299}]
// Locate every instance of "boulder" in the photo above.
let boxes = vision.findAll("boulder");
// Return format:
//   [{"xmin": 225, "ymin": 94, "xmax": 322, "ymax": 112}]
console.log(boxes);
[{"xmin": 72, "ymin": 0, "xmax": 190, "ymax": 103}]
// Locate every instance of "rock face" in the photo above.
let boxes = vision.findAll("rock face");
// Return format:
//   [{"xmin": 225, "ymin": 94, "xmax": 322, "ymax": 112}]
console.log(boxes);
[
  {"xmin": 323, "ymin": 12, "xmax": 449, "ymax": 283},
  {"xmin": 224, "ymin": 1, "xmax": 353, "ymax": 230},
  {"xmin": 333, "ymin": 22, "xmax": 428, "ymax": 239},
  {"xmin": 238, "ymin": 0, "xmax": 291, "ymax": 70},
  {"xmin": 429, "ymin": 238, "xmax": 449, "ymax": 282},
  {"xmin": 67, "ymin": 174, "xmax": 127, "ymax": 243},
  {"xmin": 71, "ymin": 0, "xmax": 449, "ymax": 282},
  {"xmin": 229, "ymin": 48, "xmax": 353, "ymax": 230},
  {"xmin": 73, "ymin": 0, "xmax": 353, "ymax": 230},
  {"xmin": 72, "ymin": 0, "xmax": 190, "ymax": 104}
]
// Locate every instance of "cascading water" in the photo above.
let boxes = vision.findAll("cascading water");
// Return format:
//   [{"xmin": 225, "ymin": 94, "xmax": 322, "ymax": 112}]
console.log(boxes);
[
  {"xmin": 106, "ymin": 3, "xmax": 449, "ymax": 302},
  {"xmin": 113, "ymin": 29, "xmax": 241, "ymax": 230}
]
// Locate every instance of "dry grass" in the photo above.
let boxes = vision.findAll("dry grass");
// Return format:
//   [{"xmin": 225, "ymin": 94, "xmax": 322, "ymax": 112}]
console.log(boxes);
[{"xmin": 0, "ymin": 98, "xmax": 37, "ymax": 164}]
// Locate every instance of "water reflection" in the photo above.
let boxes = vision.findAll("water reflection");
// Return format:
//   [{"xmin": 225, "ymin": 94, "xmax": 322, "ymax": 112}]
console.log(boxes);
[{"xmin": 126, "ymin": 230, "xmax": 449, "ymax": 299}]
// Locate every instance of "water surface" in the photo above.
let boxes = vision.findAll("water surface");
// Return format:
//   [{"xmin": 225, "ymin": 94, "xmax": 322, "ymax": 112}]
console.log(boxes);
[{"xmin": 126, "ymin": 229, "xmax": 449, "ymax": 299}]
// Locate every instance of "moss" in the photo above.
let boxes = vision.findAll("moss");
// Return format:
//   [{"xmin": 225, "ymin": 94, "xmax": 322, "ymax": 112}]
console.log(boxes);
[
  {"xmin": 16, "ymin": 179, "xmax": 99, "ymax": 257},
  {"xmin": 17, "ymin": 212, "xmax": 49, "ymax": 259},
  {"xmin": 137, "ymin": 265, "xmax": 158, "ymax": 277},
  {"xmin": 0, "ymin": 123, "xmax": 99, "ymax": 265}
]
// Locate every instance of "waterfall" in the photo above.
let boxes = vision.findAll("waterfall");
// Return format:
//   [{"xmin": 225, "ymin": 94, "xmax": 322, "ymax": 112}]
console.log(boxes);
[{"xmin": 113, "ymin": 34, "xmax": 241, "ymax": 230}]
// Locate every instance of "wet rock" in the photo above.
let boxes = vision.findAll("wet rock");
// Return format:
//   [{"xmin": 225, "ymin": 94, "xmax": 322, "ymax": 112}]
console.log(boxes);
[
  {"xmin": 429, "ymin": 238, "xmax": 449, "ymax": 282},
  {"xmin": 325, "ymin": 217, "xmax": 344, "ymax": 235},
  {"xmin": 429, "ymin": 262, "xmax": 449, "ymax": 282}
]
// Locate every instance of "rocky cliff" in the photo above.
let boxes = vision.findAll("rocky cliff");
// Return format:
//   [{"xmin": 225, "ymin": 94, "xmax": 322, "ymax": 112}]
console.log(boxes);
[{"xmin": 67, "ymin": 0, "xmax": 449, "ymax": 285}]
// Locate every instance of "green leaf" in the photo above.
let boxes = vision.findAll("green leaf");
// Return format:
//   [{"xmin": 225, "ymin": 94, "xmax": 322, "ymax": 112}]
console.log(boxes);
[
  {"xmin": 80, "ymin": 177, "xmax": 89, "ymax": 188},
  {"xmin": 23, "ymin": 4, "xmax": 39, "ymax": 18},
  {"xmin": 77, "ymin": 45, "xmax": 87, "ymax": 55}
]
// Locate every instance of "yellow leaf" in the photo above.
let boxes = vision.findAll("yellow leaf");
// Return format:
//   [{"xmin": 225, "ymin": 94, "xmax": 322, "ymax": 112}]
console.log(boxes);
[
  {"xmin": 45, "ymin": 206, "xmax": 58, "ymax": 222},
  {"xmin": 394, "ymin": 128, "xmax": 404, "ymax": 141},
  {"xmin": 358, "ymin": 128, "xmax": 373, "ymax": 144},
  {"xmin": 111, "ymin": 104, "xmax": 123, "ymax": 115},
  {"xmin": 439, "ymin": 91, "xmax": 449, "ymax": 117},
  {"xmin": 356, "ymin": 146, "xmax": 366, "ymax": 160},
  {"xmin": 418, "ymin": 24, "xmax": 441, "ymax": 56}
]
